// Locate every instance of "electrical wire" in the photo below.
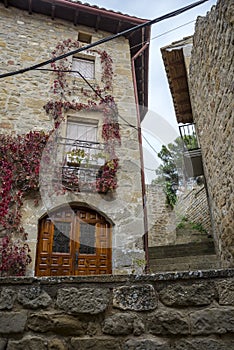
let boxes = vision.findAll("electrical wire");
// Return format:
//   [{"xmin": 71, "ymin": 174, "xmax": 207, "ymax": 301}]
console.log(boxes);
[
  {"xmin": 152, "ymin": 19, "xmax": 196, "ymax": 40},
  {"xmin": 29, "ymin": 18, "xmax": 198, "ymax": 158},
  {"xmin": 144, "ymin": 166, "xmax": 158, "ymax": 171},
  {"xmin": 0, "ymin": 2, "xmax": 204, "ymax": 160},
  {"xmin": 130, "ymin": 19, "xmax": 196, "ymax": 51},
  {"xmin": 37, "ymin": 66, "xmax": 161, "ymax": 157},
  {"xmin": 0, "ymin": 0, "xmax": 208, "ymax": 79},
  {"xmin": 0, "ymin": 19, "xmax": 196, "ymax": 72}
]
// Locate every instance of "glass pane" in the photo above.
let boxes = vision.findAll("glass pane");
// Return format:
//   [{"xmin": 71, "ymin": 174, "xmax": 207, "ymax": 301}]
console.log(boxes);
[
  {"xmin": 66, "ymin": 122, "xmax": 97, "ymax": 142},
  {"xmin": 79, "ymin": 223, "xmax": 96, "ymax": 254},
  {"xmin": 72, "ymin": 58, "xmax": 94, "ymax": 79},
  {"xmin": 52, "ymin": 222, "xmax": 71, "ymax": 253},
  {"xmin": 67, "ymin": 122, "xmax": 79, "ymax": 140}
]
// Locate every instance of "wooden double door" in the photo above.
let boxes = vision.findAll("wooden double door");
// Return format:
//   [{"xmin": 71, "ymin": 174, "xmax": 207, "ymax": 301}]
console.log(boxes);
[{"xmin": 36, "ymin": 207, "xmax": 112, "ymax": 276}]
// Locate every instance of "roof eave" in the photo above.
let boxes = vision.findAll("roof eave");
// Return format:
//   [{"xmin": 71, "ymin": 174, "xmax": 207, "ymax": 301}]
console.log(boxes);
[
  {"xmin": 161, "ymin": 44, "xmax": 193, "ymax": 124},
  {"xmin": 2, "ymin": 0, "xmax": 150, "ymax": 116}
]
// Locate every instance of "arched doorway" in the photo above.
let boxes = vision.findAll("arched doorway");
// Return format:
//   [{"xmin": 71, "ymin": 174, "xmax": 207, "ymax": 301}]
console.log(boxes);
[{"xmin": 35, "ymin": 206, "xmax": 112, "ymax": 276}]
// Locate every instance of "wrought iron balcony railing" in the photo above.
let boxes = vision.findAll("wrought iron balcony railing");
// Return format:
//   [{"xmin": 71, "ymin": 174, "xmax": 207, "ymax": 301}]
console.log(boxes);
[
  {"xmin": 179, "ymin": 123, "xmax": 199, "ymax": 151},
  {"xmin": 58, "ymin": 137, "xmax": 106, "ymax": 192},
  {"xmin": 179, "ymin": 123, "xmax": 204, "ymax": 177}
]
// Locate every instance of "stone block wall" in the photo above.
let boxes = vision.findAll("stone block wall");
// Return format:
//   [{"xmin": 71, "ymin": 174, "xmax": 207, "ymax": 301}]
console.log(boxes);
[
  {"xmin": 147, "ymin": 184, "xmax": 176, "ymax": 247},
  {"xmin": 189, "ymin": 0, "xmax": 234, "ymax": 266},
  {"xmin": 147, "ymin": 184, "xmax": 212, "ymax": 247},
  {"xmin": 0, "ymin": 270, "xmax": 234, "ymax": 349},
  {"xmin": 0, "ymin": 4, "xmax": 145, "ymax": 274},
  {"xmin": 176, "ymin": 185, "xmax": 212, "ymax": 236}
]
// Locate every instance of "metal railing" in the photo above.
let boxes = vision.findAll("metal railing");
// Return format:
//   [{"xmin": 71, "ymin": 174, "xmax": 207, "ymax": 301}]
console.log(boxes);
[
  {"xmin": 179, "ymin": 123, "xmax": 199, "ymax": 151},
  {"xmin": 179, "ymin": 123, "xmax": 204, "ymax": 177},
  {"xmin": 57, "ymin": 137, "xmax": 106, "ymax": 192}
]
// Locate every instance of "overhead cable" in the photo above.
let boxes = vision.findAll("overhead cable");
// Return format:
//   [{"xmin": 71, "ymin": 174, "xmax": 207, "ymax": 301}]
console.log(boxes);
[
  {"xmin": 130, "ymin": 19, "xmax": 196, "ymax": 51},
  {"xmin": 0, "ymin": 0, "xmax": 208, "ymax": 79}
]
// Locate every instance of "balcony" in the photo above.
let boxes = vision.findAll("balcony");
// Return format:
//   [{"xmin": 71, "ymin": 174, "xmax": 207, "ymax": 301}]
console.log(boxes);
[
  {"xmin": 59, "ymin": 137, "xmax": 106, "ymax": 192},
  {"xmin": 179, "ymin": 123, "xmax": 204, "ymax": 178}
]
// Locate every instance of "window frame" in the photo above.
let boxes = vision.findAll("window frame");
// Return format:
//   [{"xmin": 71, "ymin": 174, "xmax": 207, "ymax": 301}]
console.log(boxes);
[{"xmin": 71, "ymin": 55, "xmax": 95, "ymax": 80}]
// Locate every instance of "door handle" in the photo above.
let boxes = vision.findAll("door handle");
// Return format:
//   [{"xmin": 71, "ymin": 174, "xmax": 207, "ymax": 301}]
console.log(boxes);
[{"xmin": 75, "ymin": 250, "xmax": 79, "ymax": 268}]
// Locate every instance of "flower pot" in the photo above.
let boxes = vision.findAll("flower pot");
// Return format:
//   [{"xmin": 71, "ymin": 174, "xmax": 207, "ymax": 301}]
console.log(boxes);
[{"xmin": 67, "ymin": 161, "xmax": 81, "ymax": 167}]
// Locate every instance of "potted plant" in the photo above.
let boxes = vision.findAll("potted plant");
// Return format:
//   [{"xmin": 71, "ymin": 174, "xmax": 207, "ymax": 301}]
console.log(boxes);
[
  {"xmin": 66, "ymin": 148, "xmax": 86, "ymax": 167},
  {"xmin": 96, "ymin": 158, "xmax": 119, "ymax": 193}
]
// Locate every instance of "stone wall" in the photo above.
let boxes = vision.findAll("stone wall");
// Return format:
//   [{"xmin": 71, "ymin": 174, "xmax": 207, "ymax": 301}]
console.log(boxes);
[
  {"xmin": 0, "ymin": 4, "xmax": 145, "ymax": 274},
  {"xmin": 176, "ymin": 185, "xmax": 212, "ymax": 236},
  {"xmin": 147, "ymin": 184, "xmax": 212, "ymax": 246},
  {"xmin": 0, "ymin": 270, "xmax": 234, "ymax": 349},
  {"xmin": 147, "ymin": 184, "xmax": 176, "ymax": 247},
  {"xmin": 189, "ymin": 0, "xmax": 234, "ymax": 266}
]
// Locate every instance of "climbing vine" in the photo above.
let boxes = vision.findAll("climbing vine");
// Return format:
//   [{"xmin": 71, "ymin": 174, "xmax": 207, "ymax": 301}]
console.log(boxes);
[
  {"xmin": 44, "ymin": 38, "xmax": 121, "ymax": 193},
  {"xmin": 0, "ymin": 131, "xmax": 49, "ymax": 276}
]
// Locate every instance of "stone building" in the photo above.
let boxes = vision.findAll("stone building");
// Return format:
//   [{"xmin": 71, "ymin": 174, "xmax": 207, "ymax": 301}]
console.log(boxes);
[
  {"xmin": 161, "ymin": 0, "xmax": 233, "ymax": 267},
  {"xmin": 0, "ymin": 0, "xmax": 151, "ymax": 276}
]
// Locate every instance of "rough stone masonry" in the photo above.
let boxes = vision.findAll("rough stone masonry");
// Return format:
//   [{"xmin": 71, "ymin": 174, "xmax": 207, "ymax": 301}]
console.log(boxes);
[
  {"xmin": 0, "ymin": 2, "xmax": 145, "ymax": 275},
  {"xmin": 189, "ymin": 0, "xmax": 234, "ymax": 266},
  {"xmin": 0, "ymin": 270, "xmax": 234, "ymax": 349}
]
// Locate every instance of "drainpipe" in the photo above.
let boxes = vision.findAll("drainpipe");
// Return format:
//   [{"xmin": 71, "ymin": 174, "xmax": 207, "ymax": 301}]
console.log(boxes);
[{"xmin": 131, "ymin": 37, "xmax": 150, "ymax": 273}]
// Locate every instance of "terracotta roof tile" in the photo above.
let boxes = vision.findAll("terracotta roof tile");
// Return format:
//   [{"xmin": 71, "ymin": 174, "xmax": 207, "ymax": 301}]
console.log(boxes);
[{"xmin": 66, "ymin": 0, "xmax": 149, "ymax": 21}]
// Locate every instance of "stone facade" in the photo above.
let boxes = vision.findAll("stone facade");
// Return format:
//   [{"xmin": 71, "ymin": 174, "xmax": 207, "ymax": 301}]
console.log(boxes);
[
  {"xmin": 147, "ymin": 184, "xmax": 212, "ymax": 247},
  {"xmin": 0, "ymin": 4, "xmax": 145, "ymax": 275},
  {"xmin": 176, "ymin": 185, "xmax": 212, "ymax": 236},
  {"xmin": 147, "ymin": 184, "xmax": 176, "ymax": 247},
  {"xmin": 189, "ymin": 0, "xmax": 234, "ymax": 266},
  {"xmin": 0, "ymin": 270, "xmax": 234, "ymax": 349}
]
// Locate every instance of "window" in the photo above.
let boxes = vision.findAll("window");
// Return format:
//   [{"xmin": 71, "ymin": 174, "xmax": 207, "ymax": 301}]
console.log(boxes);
[
  {"xmin": 71, "ymin": 57, "xmax": 95, "ymax": 79},
  {"xmin": 79, "ymin": 222, "xmax": 96, "ymax": 254},
  {"xmin": 66, "ymin": 120, "xmax": 97, "ymax": 143},
  {"xmin": 52, "ymin": 222, "xmax": 71, "ymax": 253},
  {"xmin": 63, "ymin": 118, "xmax": 104, "ymax": 190},
  {"xmin": 78, "ymin": 32, "xmax": 92, "ymax": 44},
  {"xmin": 66, "ymin": 119, "xmax": 99, "ymax": 162}
]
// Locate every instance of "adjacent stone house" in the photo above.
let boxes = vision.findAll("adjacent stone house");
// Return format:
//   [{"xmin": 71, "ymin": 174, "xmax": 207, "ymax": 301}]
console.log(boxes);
[
  {"xmin": 161, "ymin": 0, "xmax": 233, "ymax": 267},
  {"xmin": 0, "ymin": 0, "xmax": 151, "ymax": 276}
]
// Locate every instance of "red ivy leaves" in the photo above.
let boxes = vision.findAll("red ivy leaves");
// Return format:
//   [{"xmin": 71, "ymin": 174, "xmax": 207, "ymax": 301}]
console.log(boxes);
[
  {"xmin": 0, "ymin": 41, "xmax": 118, "ymax": 276},
  {"xmin": 0, "ymin": 235, "xmax": 32, "ymax": 277},
  {"xmin": 0, "ymin": 131, "xmax": 49, "ymax": 230},
  {"xmin": 50, "ymin": 39, "xmax": 114, "ymax": 99},
  {"xmin": 45, "ymin": 39, "xmax": 120, "ymax": 193},
  {"xmin": 102, "ymin": 122, "xmax": 121, "ymax": 142},
  {"xmin": 96, "ymin": 159, "xmax": 119, "ymax": 193},
  {"xmin": 0, "ymin": 131, "xmax": 49, "ymax": 276}
]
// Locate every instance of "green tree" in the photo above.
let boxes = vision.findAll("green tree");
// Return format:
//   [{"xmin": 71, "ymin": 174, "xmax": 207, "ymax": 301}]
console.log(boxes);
[
  {"xmin": 152, "ymin": 137, "xmax": 186, "ymax": 208},
  {"xmin": 152, "ymin": 135, "xmax": 198, "ymax": 208}
]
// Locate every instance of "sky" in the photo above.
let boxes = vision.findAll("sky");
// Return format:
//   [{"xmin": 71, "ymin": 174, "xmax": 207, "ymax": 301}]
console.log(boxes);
[{"xmin": 83, "ymin": 1, "xmax": 217, "ymax": 182}]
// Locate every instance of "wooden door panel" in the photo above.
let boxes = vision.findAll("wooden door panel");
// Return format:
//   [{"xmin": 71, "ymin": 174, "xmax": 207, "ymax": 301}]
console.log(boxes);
[
  {"xmin": 51, "ymin": 267, "xmax": 71, "ymax": 276},
  {"xmin": 51, "ymin": 256, "xmax": 72, "ymax": 267},
  {"xmin": 36, "ymin": 208, "xmax": 112, "ymax": 276}
]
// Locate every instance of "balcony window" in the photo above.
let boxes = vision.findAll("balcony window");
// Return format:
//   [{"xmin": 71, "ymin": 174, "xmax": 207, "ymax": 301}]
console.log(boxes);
[
  {"xmin": 62, "ymin": 119, "xmax": 105, "ymax": 191},
  {"xmin": 67, "ymin": 119, "xmax": 97, "ymax": 143},
  {"xmin": 179, "ymin": 123, "xmax": 204, "ymax": 178}
]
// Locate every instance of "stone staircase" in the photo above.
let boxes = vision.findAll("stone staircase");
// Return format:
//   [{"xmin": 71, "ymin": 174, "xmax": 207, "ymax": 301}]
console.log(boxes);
[{"xmin": 149, "ymin": 241, "xmax": 220, "ymax": 273}]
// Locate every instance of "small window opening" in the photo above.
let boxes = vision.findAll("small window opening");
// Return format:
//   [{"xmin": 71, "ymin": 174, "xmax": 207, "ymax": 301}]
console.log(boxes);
[{"xmin": 78, "ymin": 32, "xmax": 92, "ymax": 44}]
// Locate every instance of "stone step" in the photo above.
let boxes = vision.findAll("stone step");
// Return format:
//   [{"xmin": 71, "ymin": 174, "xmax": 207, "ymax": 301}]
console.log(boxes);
[
  {"xmin": 148, "ymin": 241, "xmax": 215, "ymax": 259},
  {"xmin": 149, "ymin": 254, "xmax": 220, "ymax": 273}
]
